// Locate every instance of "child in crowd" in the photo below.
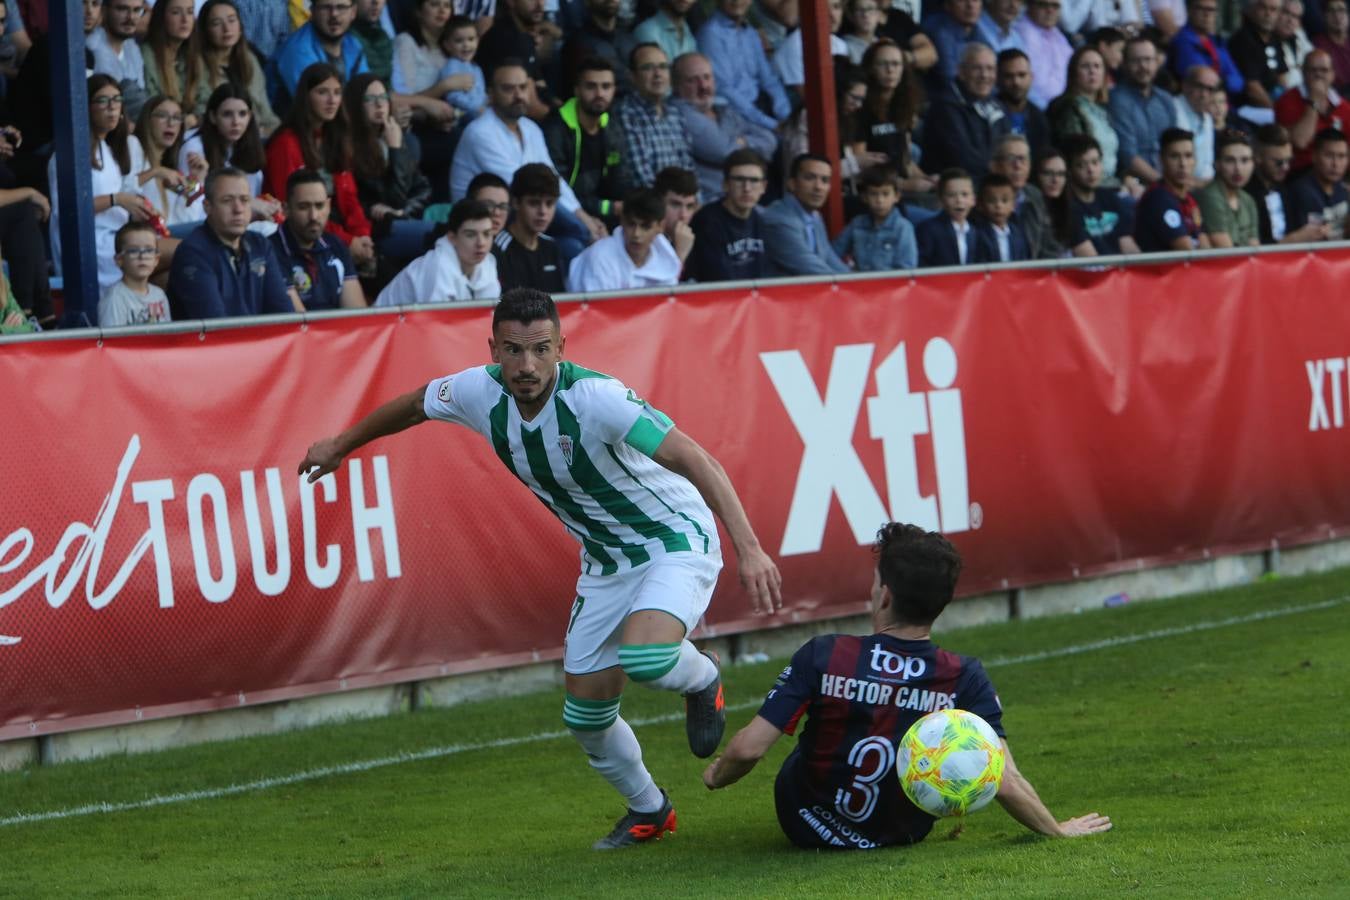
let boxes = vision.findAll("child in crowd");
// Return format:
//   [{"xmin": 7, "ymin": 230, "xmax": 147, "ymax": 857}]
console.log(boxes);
[
  {"xmin": 437, "ymin": 16, "xmax": 486, "ymax": 121},
  {"xmin": 374, "ymin": 199, "xmax": 500, "ymax": 305},
  {"xmin": 974, "ymin": 173, "xmax": 1031, "ymax": 261},
  {"xmin": 566, "ymin": 188, "xmax": 681, "ymax": 292},
  {"xmin": 100, "ymin": 222, "xmax": 173, "ymax": 327},
  {"xmin": 916, "ymin": 168, "xmax": 994, "ymax": 267},
  {"xmin": 493, "ymin": 163, "xmax": 565, "ymax": 294},
  {"xmin": 831, "ymin": 165, "xmax": 917, "ymax": 271}
]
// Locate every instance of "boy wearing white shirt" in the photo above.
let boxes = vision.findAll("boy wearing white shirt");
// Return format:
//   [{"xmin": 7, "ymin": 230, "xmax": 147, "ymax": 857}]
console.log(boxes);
[
  {"xmin": 375, "ymin": 199, "xmax": 501, "ymax": 305},
  {"xmin": 566, "ymin": 188, "xmax": 681, "ymax": 292}
]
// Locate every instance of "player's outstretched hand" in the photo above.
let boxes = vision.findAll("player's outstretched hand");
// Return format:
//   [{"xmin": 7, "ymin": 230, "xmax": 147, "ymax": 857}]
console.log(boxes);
[
  {"xmin": 1059, "ymin": 812, "xmax": 1112, "ymax": 836},
  {"xmin": 298, "ymin": 437, "xmax": 347, "ymax": 483},
  {"xmin": 739, "ymin": 547, "xmax": 782, "ymax": 615}
]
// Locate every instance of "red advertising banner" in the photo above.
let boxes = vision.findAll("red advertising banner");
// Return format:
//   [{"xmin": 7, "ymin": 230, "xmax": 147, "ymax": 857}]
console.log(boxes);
[{"xmin": 5, "ymin": 249, "xmax": 1350, "ymax": 740}]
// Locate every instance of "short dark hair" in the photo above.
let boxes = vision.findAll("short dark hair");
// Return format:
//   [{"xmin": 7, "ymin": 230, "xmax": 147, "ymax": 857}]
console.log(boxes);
[
  {"xmin": 493, "ymin": 287, "xmax": 560, "ymax": 330},
  {"xmin": 937, "ymin": 167, "xmax": 973, "ymax": 192},
  {"xmin": 204, "ymin": 165, "xmax": 251, "ymax": 201},
  {"xmin": 1313, "ymin": 126, "xmax": 1349, "ymax": 150},
  {"xmin": 654, "ymin": 166, "xmax": 698, "ymax": 198},
  {"xmin": 443, "ymin": 14, "xmax": 476, "ymax": 36},
  {"xmin": 574, "ymin": 54, "xmax": 616, "ymax": 82},
  {"xmin": 114, "ymin": 220, "xmax": 158, "ymax": 254},
  {"xmin": 859, "ymin": 164, "xmax": 901, "ymax": 192},
  {"xmin": 468, "ymin": 172, "xmax": 510, "ymax": 196},
  {"xmin": 722, "ymin": 148, "xmax": 769, "ymax": 179},
  {"xmin": 788, "ymin": 152, "xmax": 831, "ymax": 179},
  {"xmin": 1215, "ymin": 128, "xmax": 1252, "ymax": 154},
  {"xmin": 1060, "ymin": 133, "xmax": 1103, "ymax": 165},
  {"xmin": 628, "ymin": 41, "xmax": 664, "ymax": 71},
  {"xmin": 873, "ymin": 523, "xmax": 963, "ymax": 627},
  {"xmin": 621, "ymin": 187, "xmax": 667, "ymax": 225},
  {"xmin": 979, "ymin": 172, "xmax": 1015, "ymax": 196},
  {"xmin": 489, "ymin": 57, "xmax": 529, "ymax": 82},
  {"xmin": 1160, "ymin": 127, "xmax": 1194, "ymax": 152},
  {"xmin": 997, "ymin": 48, "xmax": 1028, "ymax": 67},
  {"xmin": 510, "ymin": 163, "xmax": 561, "ymax": 199},
  {"xmin": 285, "ymin": 168, "xmax": 329, "ymax": 198},
  {"xmin": 1090, "ymin": 26, "xmax": 1125, "ymax": 45},
  {"xmin": 1254, "ymin": 123, "xmax": 1292, "ymax": 148},
  {"xmin": 447, "ymin": 198, "xmax": 493, "ymax": 232},
  {"xmin": 1124, "ymin": 34, "xmax": 1155, "ymax": 54}
]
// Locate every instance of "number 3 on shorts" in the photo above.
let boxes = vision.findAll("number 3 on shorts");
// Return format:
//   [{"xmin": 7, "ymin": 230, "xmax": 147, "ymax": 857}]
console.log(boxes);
[{"xmin": 567, "ymin": 596, "xmax": 586, "ymax": 634}]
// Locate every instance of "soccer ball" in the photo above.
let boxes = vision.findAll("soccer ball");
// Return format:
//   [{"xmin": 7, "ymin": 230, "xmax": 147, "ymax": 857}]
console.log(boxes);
[{"xmin": 897, "ymin": 709, "xmax": 1005, "ymax": 817}]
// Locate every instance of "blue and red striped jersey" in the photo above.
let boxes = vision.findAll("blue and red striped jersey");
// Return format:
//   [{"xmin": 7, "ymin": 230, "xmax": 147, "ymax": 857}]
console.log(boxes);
[{"xmin": 758, "ymin": 633, "xmax": 1005, "ymax": 848}]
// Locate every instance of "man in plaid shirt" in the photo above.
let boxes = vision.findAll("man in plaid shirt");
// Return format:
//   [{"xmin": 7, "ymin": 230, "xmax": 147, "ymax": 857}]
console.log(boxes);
[{"xmin": 615, "ymin": 43, "xmax": 694, "ymax": 186}]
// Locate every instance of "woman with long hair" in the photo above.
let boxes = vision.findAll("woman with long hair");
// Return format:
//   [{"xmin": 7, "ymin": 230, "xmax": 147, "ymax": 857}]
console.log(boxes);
[
  {"xmin": 343, "ymin": 73, "xmax": 434, "ymax": 262},
  {"xmin": 187, "ymin": 0, "xmax": 280, "ymax": 135},
  {"xmin": 137, "ymin": 95, "xmax": 206, "ymax": 232},
  {"xmin": 1048, "ymin": 47, "xmax": 1123, "ymax": 185},
  {"xmin": 178, "ymin": 82, "xmax": 278, "ymax": 220},
  {"xmin": 1034, "ymin": 148, "xmax": 1076, "ymax": 253},
  {"xmin": 266, "ymin": 63, "xmax": 374, "ymax": 267},
  {"xmin": 393, "ymin": 0, "xmax": 473, "ymax": 202},
  {"xmin": 851, "ymin": 38, "xmax": 934, "ymax": 195},
  {"xmin": 142, "ymin": 0, "xmax": 200, "ymax": 128},
  {"xmin": 47, "ymin": 75, "xmax": 177, "ymax": 295}
]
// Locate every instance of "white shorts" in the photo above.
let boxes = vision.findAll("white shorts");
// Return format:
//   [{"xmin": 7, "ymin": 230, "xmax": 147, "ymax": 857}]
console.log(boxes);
[{"xmin": 563, "ymin": 550, "xmax": 723, "ymax": 675}]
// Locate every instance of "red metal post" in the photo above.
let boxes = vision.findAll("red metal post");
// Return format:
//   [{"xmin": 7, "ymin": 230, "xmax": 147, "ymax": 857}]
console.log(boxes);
[{"xmin": 798, "ymin": 0, "xmax": 843, "ymax": 234}]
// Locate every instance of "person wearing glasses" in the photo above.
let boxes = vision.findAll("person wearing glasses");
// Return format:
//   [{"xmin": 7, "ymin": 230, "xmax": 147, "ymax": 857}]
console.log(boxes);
[
  {"xmin": 614, "ymin": 44, "xmax": 694, "ymax": 188},
  {"xmin": 1274, "ymin": 49, "xmax": 1350, "ymax": 171},
  {"xmin": 1244, "ymin": 122, "xmax": 1324, "ymax": 241},
  {"xmin": 1014, "ymin": 0, "xmax": 1073, "ymax": 109},
  {"xmin": 267, "ymin": 0, "xmax": 369, "ymax": 115},
  {"xmin": 1167, "ymin": 0, "xmax": 1245, "ymax": 96},
  {"xmin": 686, "ymin": 148, "xmax": 770, "ymax": 282},
  {"xmin": 1312, "ymin": 0, "xmax": 1350, "ymax": 93},
  {"xmin": 99, "ymin": 222, "xmax": 172, "ymax": 327},
  {"xmin": 1109, "ymin": 35, "xmax": 1178, "ymax": 186},
  {"xmin": 87, "ymin": 0, "xmax": 150, "ymax": 120},
  {"xmin": 671, "ymin": 52, "xmax": 778, "ymax": 204}
]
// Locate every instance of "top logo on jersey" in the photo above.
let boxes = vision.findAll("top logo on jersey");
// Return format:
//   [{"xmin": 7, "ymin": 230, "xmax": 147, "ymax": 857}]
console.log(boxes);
[
  {"xmin": 868, "ymin": 645, "xmax": 926, "ymax": 679},
  {"xmin": 557, "ymin": 434, "xmax": 574, "ymax": 467}
]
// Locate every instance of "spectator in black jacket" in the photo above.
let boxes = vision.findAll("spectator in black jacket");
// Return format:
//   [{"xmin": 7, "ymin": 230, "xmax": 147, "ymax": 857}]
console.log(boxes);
[
  {"xmin": 344, "ymin": 72, "xmax": 434, "ymax": 264},
  {"xmin": 686, "ymin": 148, "xmax": 770, "ymax": 282},
  {"xmin": 543, "ymin": 56, "xmax": 634, "ymax": 228},
  {"xmin": 921, "ymin": 43, "xmax": 1011, "ymax": 179}
]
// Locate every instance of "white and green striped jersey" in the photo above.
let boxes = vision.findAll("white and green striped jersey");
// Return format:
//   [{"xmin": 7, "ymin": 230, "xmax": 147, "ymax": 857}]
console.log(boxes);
[{"xmin": 424, "ymin": 362, "xmax": 719, "ymax": 576}]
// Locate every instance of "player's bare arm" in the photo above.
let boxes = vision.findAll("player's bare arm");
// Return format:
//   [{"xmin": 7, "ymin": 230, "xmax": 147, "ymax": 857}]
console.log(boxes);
[
  {"xmin": 994, "ymin": 739, "xmax": 1112, "ymax": 837},
  {"xmin": 652, "ymin": 428, "xmax": 783, "ymax": 614},
  {"xmin": 702, "ymin": 715, "xmax": 783, "ymax": 790},
  {"xmin": 298, "ymin": 385, "xmax": 430, "ymax": 482}
]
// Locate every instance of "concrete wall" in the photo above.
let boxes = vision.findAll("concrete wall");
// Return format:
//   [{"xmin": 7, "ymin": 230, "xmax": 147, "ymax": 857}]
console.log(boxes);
[{"xmin": 4, "ymin": 539, "xmax": 1346, "ymax": 771}]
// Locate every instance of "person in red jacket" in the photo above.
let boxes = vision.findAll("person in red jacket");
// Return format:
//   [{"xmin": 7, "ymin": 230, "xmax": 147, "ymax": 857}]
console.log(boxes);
[{"xmin": 265, "ymin": 62, "xmax": 375, "ymax": 269}]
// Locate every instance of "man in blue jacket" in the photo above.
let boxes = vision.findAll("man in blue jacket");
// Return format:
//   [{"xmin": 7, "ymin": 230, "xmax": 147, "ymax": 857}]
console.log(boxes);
[
  {"xmin": 267, "ymin": 0, "xmax": 369, "ymax": 115},
  {"xmin": 761, "ymin": 154, "xmax": 850, "ymax": 276},
  {"xmin": 169, "ymin": 168, "xmax": 300, "ymax": 320}
]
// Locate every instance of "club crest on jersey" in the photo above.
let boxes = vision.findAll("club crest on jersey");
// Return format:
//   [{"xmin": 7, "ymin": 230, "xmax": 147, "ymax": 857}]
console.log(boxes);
[{"xmin": 558, "ymin": 434, "xmax": 574, "ymax": 466}]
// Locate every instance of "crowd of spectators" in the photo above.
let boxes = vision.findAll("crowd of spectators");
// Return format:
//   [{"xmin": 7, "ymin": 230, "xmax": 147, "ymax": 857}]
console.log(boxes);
[{"xmin": 1, "ymin": 0, "xmax": 1349, "ymax": 332}]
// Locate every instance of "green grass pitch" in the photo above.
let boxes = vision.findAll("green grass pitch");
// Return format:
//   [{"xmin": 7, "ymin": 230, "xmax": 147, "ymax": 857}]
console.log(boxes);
[{"xmin": 3, "ymin": 568, "xmax": 1349, "ymax": 898}]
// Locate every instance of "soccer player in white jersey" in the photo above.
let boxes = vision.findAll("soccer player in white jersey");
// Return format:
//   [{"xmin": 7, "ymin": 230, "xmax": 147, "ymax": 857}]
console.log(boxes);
[{"xmin": 298, "ymin": 287, "xmax": 783, "ymax": 849}]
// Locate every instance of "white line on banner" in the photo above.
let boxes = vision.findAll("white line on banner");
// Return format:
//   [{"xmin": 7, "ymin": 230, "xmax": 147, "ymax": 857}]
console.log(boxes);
[{"xmin": 2, "ymin": 595, "xmax": 1345, "ymax": 828}]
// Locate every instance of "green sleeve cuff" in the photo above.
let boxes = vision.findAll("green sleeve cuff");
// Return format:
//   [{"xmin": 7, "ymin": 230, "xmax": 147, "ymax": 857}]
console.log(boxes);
[{"xmin": 624, "ymin": 415, "xmax": 670, "ymax": 456}]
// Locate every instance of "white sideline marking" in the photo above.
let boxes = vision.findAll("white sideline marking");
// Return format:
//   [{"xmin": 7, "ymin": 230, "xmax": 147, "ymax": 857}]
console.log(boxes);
[{"xmin": 3, "ymin": 595, "xmax": 1346, "ymax": 828}]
